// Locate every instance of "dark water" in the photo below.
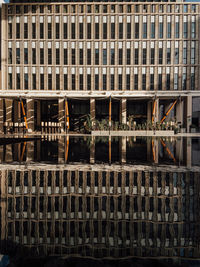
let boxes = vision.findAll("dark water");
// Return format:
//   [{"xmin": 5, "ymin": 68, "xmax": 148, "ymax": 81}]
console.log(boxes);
[{"xmin": 0, "ymin": 136, "xmax": 200, "ymax": 267}]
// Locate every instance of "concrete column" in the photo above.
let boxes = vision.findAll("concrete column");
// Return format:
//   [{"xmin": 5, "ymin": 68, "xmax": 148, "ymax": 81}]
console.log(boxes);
[
  {"xmin": 147, "ymin": 137, "xmax": 151, "ymax": 161},
  {"xmin": 36, "ymin": 100, "xmax": 41, "ymax": 131},
  {"xmin": 90, "ymin": 136, "xmax": 95, "ymax": 164},
  {"xmin": 90, "ymin": 98, "xmax": 95, "ymax": 122},
  {"xmin": 186, "ymin": 96, "xmax": 192, "ymax": 133},
  {"xmin": 0, "ymin": 99, "xmax": 3, "ymax": 133},
  {"xmin": 120, "ymin": 98, "xmax": 127, "ymax": 124},
  {"xmin": 186, "ymin": 137, "xmax": 192, "ymax": 168},
  {"xmin": 58, "ymin": 99, "xmax": 65, "ymax": 132},
  {"xmin": 5, "ymin": 144, "xmax": 12, "ymax": 162},
  {"xmin": 0, "ymin": 145, "xmax": 3, "ymax": 163},
  {"xmin": 147, "ymin": 101, "xmax": 151, "ymax": 124},
  {"xmin": 0, "ymin": 170, "xmax": 6, "ymax": 240},
  {"xmin": 152, "ymin": 138, "xmax": 158, "ymax": 164},
  {"xmin": 175, "ymin": 137, "xmax": 183, "ymax": 163},
  {"xmin": 58, "ymin": 137, "xmax": 64, "ymax": 163},
  {"xmin": 176, "ymin": 99, "xmax": 183, "ymax": 127},
  {"xmin": 27, "ymin": 99, "xmax": 34, "ymax": 132},
  {"xmin": 13, "ymin": 100, "xmax": 20, "ymax": 123},
  {"xmin": 27, "ymin": 141, "xmax": 34, "ymax": 161},
  {"xmin": 120, "ymin": 136, "xmax": 126, "ymax": 164},
  {"xmin": 5, "ymin": 99, "xmax": 13, "ymax": 123}
]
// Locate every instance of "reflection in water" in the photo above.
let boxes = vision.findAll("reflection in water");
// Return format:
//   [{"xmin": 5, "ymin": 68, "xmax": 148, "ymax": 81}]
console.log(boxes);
[{"xmin": 0, "ymin": 137, "xmax": 200, "ymax": 265}]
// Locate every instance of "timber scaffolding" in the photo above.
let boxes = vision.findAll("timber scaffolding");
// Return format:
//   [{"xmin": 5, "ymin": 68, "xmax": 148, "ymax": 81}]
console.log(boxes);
[
  {"xmin": 0, "ymin": 92, "xmax": 195, "ymax": 134},
  {"xmin": 0, "ymin": 165, "xmax": 200, "ymax": 259}
]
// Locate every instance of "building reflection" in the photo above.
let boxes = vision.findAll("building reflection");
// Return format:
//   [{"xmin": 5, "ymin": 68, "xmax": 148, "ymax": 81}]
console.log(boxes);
[{"xmin": 0, "ymin": 137, "xmax": 200, "ymax": 259}]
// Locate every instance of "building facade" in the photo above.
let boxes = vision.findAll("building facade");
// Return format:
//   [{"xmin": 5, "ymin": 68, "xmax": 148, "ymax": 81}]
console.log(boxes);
[{"xmin": 0, "ymin": 2, "xmax": 200, "ymax": 132}]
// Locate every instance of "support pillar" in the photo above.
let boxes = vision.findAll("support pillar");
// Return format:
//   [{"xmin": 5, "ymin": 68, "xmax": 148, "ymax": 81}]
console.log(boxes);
[
  {"xmin": 90, "ymin": 98, "xmax": 95, "ymax": 130},
  {"xmin": 155, "ymin": 99, "xmax": 159, "ymax": 123},
  {"xmin": 0, "ymin": 170, "xmax": 6, "ymax": 241},
  {"xmin": 186, "ymin": 96, "xmax": 192, "ymax": 133},
  {"xmin": 58, "ymin": 99, "xmax": 65, "ymax": 133},
  {"xmin": 186, "ymin": 137, "xmax": 192, "ymax": 168},
  {"xmin": 90, "ymin": 136, "xmax": 95, "ymax": 164},
  {"xmin": 27, "ymin": 99, "xmax": 34, "ymax": 132},
  {"xmin": 120, "ymin": 98, "xmax": 127, "ymax": 124},
  {"xmin": 36, "ymin": 100, "xmax": 41, "ymax": 131},
  {"xmin": 147, "ymin": 101, "xmax": 151, "ymax": 123},
  {"xmin": 120, "ymin": 136, "xmax": 126, "ymax": 164},
  {"xmin": 27, "ymin": 141, "xmax": 34, "ymax": 161},
  {"xmin": 5, "ymin": 99, "xmax": 13, "ymax": 123},
  {"xmin": 58, "ymin": 137, "xmax": 64, "ymax": 163},
  {"xmin": 176, "ymin": 99, "xmax": 183, "ymax": 127},
  {"xmin": 0, "ymin": 99, "xmax": 3, "ymax": 133}
]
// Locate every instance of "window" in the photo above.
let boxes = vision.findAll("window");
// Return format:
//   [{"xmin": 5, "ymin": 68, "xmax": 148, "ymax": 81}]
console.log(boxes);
[
  {"xmin": 48, "ymin": 74, "xmax": 52, "ymax": 90},
  {"xmin": 151, "ymin": 23, "xmax": 155, "ymax": 39},
  {"xmin": 191, "ymin": 4, "xmax": 196, "ymax": 12},
  {"xmin": 110, "ymin": 74, "xmax": 114, "ymax": 90},
  {"xmin": 126, "ymin": 74, "xmax": 130, "ymax": 90},
  {"xmin": 95, "ymin": 49, "xmax": 99, "ymax": 65},
  {"xmin": 191, "ymin": 22, "xmax": 196, "ymax": 38},
  {"xmin": 150, "ymin": 74, "xmax": 154, "ymax": 90},
  {"xmin": 150, "ymin": 48, "xmax": 155, "ymax": 65},
  {"xmin": 8, "ymin": 6, "xmax": 13, "ymax": 14},
  {"xmin": 55, "ymin": 5, "xmax": 59, "ymax": 13},
  {"xmin": 16, "ymin": 74, "xmax": 20, "ymax": 89},
  {"xmin": 182, "ymin": 73, "xmax": 187, "ymax": 90},
  {"xmin": 111, "ymin": 49, "xmax": 115, "ymax": 65},
  {"xmin": 159, "ymin": 48, "xmax": 163, "ymax": 64},
  {"xmin": 87, "ymin": 5, "xmax": 91, "ymax": 13},
  {"xmin": 159, "ymin": 22, "xmax": 163, "ymax": 38},
  {"xmin": 32, "ymin": 48, "xmax": 36, "ymax": 64},
  {"xmin": 32, "ymin": 5, "xmax": 36, "ymax": 13},
  {"xmin": 167, "ymin": 48, "xmax": 171, "ymax": 64},
  {"xmin": 174, "ymin": 74, "xmax": 178, "ymax": 90},
  {"xmin": 95, "ymin": 23, "xmax": 99, "ymax": 39},
  {"xmin": 64, "ymin": 74, "xmax": 68, "ymax": 90},
  {"xmin": 135, "ymin": 5, "xmax": 139, "ymax": 13},
  {"xmin": 79, "ymin": 23, "xmax": 83, "ymax": 39},
  {"xmin": 158, "ymin": 74, "xmax": 162, "ymax": 90},
  {"xmin": 72, "ymin": 49, "xmax": 75, "ymax": 65},
  {"xmin": 32, "ymin": 23, "xmax": 36, "ymax": 39},
  {"xmin": 191, "ymin": 46, "xmax": 195, "ymax": 64},
  {"xmin": 87, "ymin": 23, "xmax": 91, "ymax": 39},
  {"xmin": 142, "ymin": 74, "xmax": 146, "ymax": 90},
  {"xmin": 175, "ymin": 22, "xmax": 179, "ymax": 38},
  {"xmin": 127, "ymin": 5, "xmax": 131, "ymax": 13},
  {"xmin": 48, "ymin": 49, "xmax": 52, "ymax": 65},
  {"xmin": 119, "ymin": 49, "xmax": 123, "ymax": 65},
  {"xmin": 56, "ymin": 74, "xmax": 60, "ymax": 90},
  {"xmin": 16, "ymin": 5, "xmax": 21, "ymax": 14},
  {"xmin": 111, "ymin": 23, "xmax": 115, "ymax": 39},
  {"xmin": 56, "ymin": 49, "xmax": 60, "ymax": 65},
  {"xmin": 71, "ymin": 5, "xmax": 75, "ymax": 13},
  {"xmin": 183, "ymin": 22, "xmax": 188, "ymax": 38},
  {"xmin": 103, "ymin": 23, "xmax": 107, "ymax": 39},
  {"xmin": 175, "ymin": 48, "xmax": 179, "ymax": 64},
  {"xmin": 127, "ymin": 23, "xmax": 131, "ymax": 39},
  {"xmin": 71, "ymin": 23, "xmax": 75, "ymax": 39},
  {"xmin": 40, "ymin": 23, "xmax": 44, "ymax": 39},
  {"xmin": 16, "ymin": 23, "xmax": 20, "ymax": 39},
  {"xmin": 166, "ymin": 74, "xmax": 170, "ymax": 90},
  {"xmin": 87, "ymin": 74, "xmax": 91, "ymax": 90},
  {"xmin": 63, "ymin": 23, "xmax": 68, "ymax": 39},
  {"xmin": 56, "ymin": 23, "xmax": 59, "ymax": 39},
  {"xmin": 87, "ymin": 49, "xmax": 91, "ymax": 65},
  {"xmin": 103, "ymin": 5, "xmax": 107, "ymax": 13},
  {"xmin": 32, "ymin": 74, "xmax": 36, "ymax": 90},
  {"xmin": 126, "ymin": 49, "xmax": 131, "ymax": 65},
  {"xmin": 40, "ymin": 74, "xmax": 44, "ymax": 90},
  {"xmin": 103, "ymin": 49, "xmax": 107, "ymax": 65},
  {"xmin": 118, "ymin": 75, "xmax": 122, "ymax": 90},
  {"xmin": 8, "ymin": 48, "xmax": 12, "ymax": 64},
  {"xmin": 119, "ymin": 23, "xmax": 123, "ymax": 39},
  {"xmin": 135, "ymin": 49, "xmax": 139, "ymax": 65},
  {"xmin": 24, "ymin": 48, "xmax": 28, "ymax": 64},
  {"xmin": 135, "ymin": 23, "xmax": 139, "ymax": 39},
  {"xmin": 24, "ymin": 23, "xmax": 28, "ymax": 39},
  {"xmin": 167, "ymin": 23, "xmax": 171, "ymax": 38},
  {"xmin": 48, "ymin": 23, "xmax": 52, "ymax": 39},
  {"xmin": 167, "ymin": 5, "xmax": 171, "ymax": 13},
  {"xmin": 8, "ymin": 74, "xmax": 12, "ymax": 89},
  {"xmin": 143, "ymin": 23, "xmax": 147, "ymax": 38},
  {"xmin": 79, "ymin": 74, "xmax": 83, "ymax": 90},
  {"xmin": 8, "ymin": 23, "xmax": 12, "ymax": 39},
  {"xmin": 134, "ymin": 74, "xmax": 138, "ymax": 90},
  {"xmin": 64, "ymin": 49, "xmax": 68, "ymax": 65},
  {"xmin": 40, "ymin": 48, "xmax": 44, "ymax": 64},
  {"xmin": 183, "ymin": 47, "xmax": 187, "ymax": 64},
  {"xmin": 40, "ymin": 5, "xmax": 44, "ymax": 13},
  {"xmin": 24, "ymin": 74, "xmax": 28, "ymax": 90},
  {"xmin": 95, "ymin": 75, "xmax": 99, "ymax": 90},
  {"xmin": 16, "ymin": 48, "xmax": 20, "ymax": 64},
  {"xmin": 95, "ymin": 5, "xmax": 99, "ymax": 13},
  {"xmin": 143, "ymin": 49, "xmax": 147, "ymax": 65},
  {"xmin": 79, "ymin": 49, "xmax": 83, "ymax": 65}
]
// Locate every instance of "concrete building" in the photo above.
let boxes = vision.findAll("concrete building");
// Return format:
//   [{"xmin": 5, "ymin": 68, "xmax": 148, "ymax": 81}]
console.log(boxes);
[{"xmin": 0, "ymin": 1, "xmax": 200, "ymax": 133}]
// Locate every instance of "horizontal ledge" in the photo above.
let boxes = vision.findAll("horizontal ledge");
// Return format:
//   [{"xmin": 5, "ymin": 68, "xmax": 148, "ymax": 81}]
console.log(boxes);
[{"xmin": 0, "ymin": 90, "xmax": 199, "ymax": 99}]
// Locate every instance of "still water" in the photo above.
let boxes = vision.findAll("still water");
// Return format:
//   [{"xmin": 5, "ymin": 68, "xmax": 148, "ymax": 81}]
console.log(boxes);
[{"xmin": 0, "ymin": 136, "xmax": 200, "ymax": 267}]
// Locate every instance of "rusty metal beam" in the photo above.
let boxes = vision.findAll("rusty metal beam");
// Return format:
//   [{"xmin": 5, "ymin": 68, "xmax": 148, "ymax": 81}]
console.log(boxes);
[
  {"xmin": 20, "ymin": 99, "xmax": 28, "ymax": 130},
  {"xmin": 65, "ymin": 99, "xmax": 70, "ymax": 131},
  {"xmin": 160, "ymin": 99, "xmax": 178, "ymax": 124}
]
